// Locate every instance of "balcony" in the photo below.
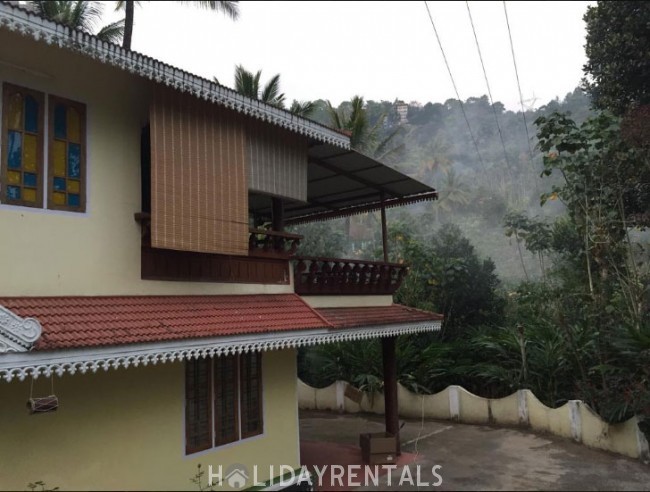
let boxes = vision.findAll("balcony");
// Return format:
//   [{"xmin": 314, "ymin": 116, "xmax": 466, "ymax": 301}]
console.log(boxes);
[
  {"xmin": 293, "ymin": 256, "xmax": 409, "ymax": 296},
  {"xmin": 134, "ymin": 213, "xmax": 409, "ymax": 293},
  {"xmin": 134, "ymin": 213, "xmax": 301, "ymax": 284}
]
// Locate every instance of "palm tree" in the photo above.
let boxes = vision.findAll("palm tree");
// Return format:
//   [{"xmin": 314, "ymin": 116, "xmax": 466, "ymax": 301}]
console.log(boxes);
[
  {"xmin": 117, "ymin": 1, "xmax": 240, "ymax": 51},
  {"xmin": 28, "ymin": 1, "xmax": 125, "ymax": 44},
  {"xmin": 435, "ymin": 169, "xmax": 471, "ymax": 222},
  {"xmin": 290, "ymin": 100, "xmax": 316, "ymax": 118},
  {"xmin": 227, "ymin": 65, "xmax": 315, "ymax": 118},
  {"xmin": 233, "ymin": 65, "xmax": 285, "ymax": 108},
  {"xmin": 325, "ymin": 96, "xmax": 404, "ymax": 161}
]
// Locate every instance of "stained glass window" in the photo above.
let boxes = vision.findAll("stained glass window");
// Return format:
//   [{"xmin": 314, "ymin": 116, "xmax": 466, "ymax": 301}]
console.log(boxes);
[
  {"xmin": 1, "ymin": 84, "xmax": 44, "ymax": 207},
  {"xmin": 48, "ymin": 96, "xmax": 85, "ymax": 212}
]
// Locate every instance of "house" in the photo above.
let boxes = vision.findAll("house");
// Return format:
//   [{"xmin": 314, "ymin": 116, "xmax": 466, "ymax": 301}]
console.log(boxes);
[
  {"xmin": 395, "ymin": 100, "xmax": 409, "ymax": 124},
  {"xmin": 0, "ymin": 3, "xmax": 442, "ymax": 490}
]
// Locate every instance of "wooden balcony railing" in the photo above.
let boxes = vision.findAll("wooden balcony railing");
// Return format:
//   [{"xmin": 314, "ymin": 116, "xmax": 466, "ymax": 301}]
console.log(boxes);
[
  {"xmin": 293, "ymin": 256, "xmax": 409, "ymax": 295},
  {"xmin": 134, "ymin": 213, "xmax": 301, "ymax": 284},
  {"xmin": 248, "ymin": 228, "xmax": 302, "ymax": 258},
  {"xmin": 134, "ymin": 213, "xmax": 302, "ymax": 259}
]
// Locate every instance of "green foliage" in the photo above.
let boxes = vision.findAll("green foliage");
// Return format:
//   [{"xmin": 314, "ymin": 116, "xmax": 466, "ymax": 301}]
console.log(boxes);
[
  {"xmin": 190, "ymin": 464, "xmax": 215, "ymax": 491},
  {"xmin": 583, "ymin": 1, "xmax": 650, "ymax": 115},
  {"xmin": 393, "ymin": 224, "xmax": 504, "ymax": 334},
  {"xmin": 26, "ymin": 481, "xmax": 59, "ymax": 492},
  {"xmin": 233, "ymin": 65, "xmax": 285, "ymax": 108},
  {"xmin": 29, "ymin": 1, "xmax": 125, "ymax": 44},
  {"xmin": 229, "ymin": 65, "xmax": 315, "ymax": 117},
  {"xmin": 289, "ymin": 220, "xmax": 348, "ymax": 258},
  {"xmin": 536, "ymin": 112, "xmax": 649, "ymax": 318},
  {"xmin": 298, "ymin": 2, "xmax": 649, "ymax": 432},
  {"xmin": 117, "ymin": 0, "xmax": 239, "ymax": 50},
  {"xmin": 325, "ymin": 96, "xmax": 405, "ymax": 161}
]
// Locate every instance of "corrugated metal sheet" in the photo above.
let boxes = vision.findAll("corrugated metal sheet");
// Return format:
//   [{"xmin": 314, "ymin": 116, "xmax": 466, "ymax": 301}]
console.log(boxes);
[
  {"xmin": 247, "ymin": 120, "xmax": 308, "ymax": 202},
  {"xmin": 250, "ymin": 144, "xmax": 438, "ymax": 224}
]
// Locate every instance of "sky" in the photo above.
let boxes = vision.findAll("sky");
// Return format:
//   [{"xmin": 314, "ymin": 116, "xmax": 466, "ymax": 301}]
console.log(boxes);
[{"xmin": 100, "ymin": 1, "xmax": 593, "ymax": 111}]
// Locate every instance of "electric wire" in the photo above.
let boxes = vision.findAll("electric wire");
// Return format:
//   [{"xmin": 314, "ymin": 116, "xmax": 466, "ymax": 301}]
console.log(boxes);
[
  {"xmin": 423, "ymin": 1, "xmax": 489, "ymax": 178},
  {"xmin": 503, "ymin": 0, "xmax": 534, "ymax": 159},
  {"xmin": 466, "ymin": 1, "xmax": 513, "ymax": 176}
]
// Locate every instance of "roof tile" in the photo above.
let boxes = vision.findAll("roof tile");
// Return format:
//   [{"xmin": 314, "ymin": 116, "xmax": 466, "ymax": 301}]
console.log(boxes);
[
  {"xmin": 0, "ymin": 294, "xmax": 331, "ymax": 351},
  {"xmin": 317, "ymin": 305, "xmax": 443, "ymax": 328}
]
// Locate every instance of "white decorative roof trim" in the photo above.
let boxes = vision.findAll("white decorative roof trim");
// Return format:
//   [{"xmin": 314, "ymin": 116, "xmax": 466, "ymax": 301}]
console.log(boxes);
[
  {"xmin": 0, "ymin": 2, "xmax": 350, "ymax": 149},
  {"xmin": 0, "ymin": 321, "xmax": 441, "ymax": 383},
  {"xmin": 0, "ymin": 305, "xmax": 42, "ymax": 354}
]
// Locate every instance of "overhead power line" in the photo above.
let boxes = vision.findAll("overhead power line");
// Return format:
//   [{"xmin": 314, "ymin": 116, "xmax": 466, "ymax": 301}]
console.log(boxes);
[
  {"xmin": 423, "ymin": 1, "xmax": 488, "ymax": 178},
  {"xmin": 503, "ymin": 0, "xmax": 534, "ymax": 159},
  {"xmin": 465, "ymin": 1, "xmax": 513, "ymax": 176}
]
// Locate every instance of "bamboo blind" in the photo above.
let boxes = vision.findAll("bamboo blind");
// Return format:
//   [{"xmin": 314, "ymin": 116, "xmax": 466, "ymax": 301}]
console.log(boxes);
[
  {"xmin": 247, "ymin": 120, "xmax": 308, "ymax": 202},
  {"xmin": 150, "ymin": 86, "xmax": 249, "ymax": 256}
]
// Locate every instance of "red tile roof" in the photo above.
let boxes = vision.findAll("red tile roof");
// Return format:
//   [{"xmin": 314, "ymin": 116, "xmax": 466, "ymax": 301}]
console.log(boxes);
[
  {"xmin": 316, "ymin": 304, "xmax": 443, "ymax": 328},
  {"xmin": 0, "ymin": 295, "xmax": 331, "ymax": 351}
]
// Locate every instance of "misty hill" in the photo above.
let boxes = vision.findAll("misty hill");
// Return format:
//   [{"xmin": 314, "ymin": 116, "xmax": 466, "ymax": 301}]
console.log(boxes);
[{"xmin": 301, "ymin": 88, "xmax": 594, "ymax": 284}]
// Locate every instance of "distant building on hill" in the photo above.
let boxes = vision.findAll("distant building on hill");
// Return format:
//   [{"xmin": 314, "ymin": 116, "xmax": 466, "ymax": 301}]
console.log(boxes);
[{"xmin": 395, "ymin": 99, "xmax": 409, "ymax": 124}]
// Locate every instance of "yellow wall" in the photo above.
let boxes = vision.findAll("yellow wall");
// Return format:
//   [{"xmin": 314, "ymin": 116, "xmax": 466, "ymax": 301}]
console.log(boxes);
[
  {"xmin": 0, "ymin": 31, "xmax": 292, "ymax": 297},
  {"xmin": 301, "ymin": 295, "xmax": 394, "ymax": 308},
  {"xmin": 0, "ymin": 349, "xmax": 299, "ymax": 491}
]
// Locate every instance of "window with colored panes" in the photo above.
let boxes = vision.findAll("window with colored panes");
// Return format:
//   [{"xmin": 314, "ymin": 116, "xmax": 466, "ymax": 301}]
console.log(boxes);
[
  {"xmin": 49, "ymin": 96, "xmax": 85, "ymax": 212},
  {"xmin": 1, "ymin": 84, "xmax": 44, "ymax": 207}
]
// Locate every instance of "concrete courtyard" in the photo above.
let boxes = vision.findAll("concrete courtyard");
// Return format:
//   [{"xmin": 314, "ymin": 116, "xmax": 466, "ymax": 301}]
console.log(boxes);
[{"xmin": 299, "ymin": 410, "xmax": 650, "ymax": 491}]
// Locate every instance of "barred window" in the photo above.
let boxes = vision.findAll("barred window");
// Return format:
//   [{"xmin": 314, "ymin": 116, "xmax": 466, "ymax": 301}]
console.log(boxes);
[{"xmin": 185, "ymin": 353, "xmax": 263, "ymax": 455}]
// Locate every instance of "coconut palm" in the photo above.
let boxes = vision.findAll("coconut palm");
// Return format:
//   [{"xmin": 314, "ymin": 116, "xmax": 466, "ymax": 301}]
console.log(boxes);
[
  {"xmin": 434, "ymin": 169, "xmax": 471, "ymax": 223},
  {"xmin": 233, "ymin": 65, "xmax": 285, "ymax": 108},
  {"xmin": 28, "ymin": 1, "xmax": 125, "ymax": 44},
  {"xmin": 290, "ymin": 100, "xmax": 316, "ymax": 118},
  {"xmin": 226, "ymin": 65, "xmax": 315, "ymax": 118},
  {"xmin": 325, "ymin": 95, "xmax": 404, "ymax": 161},
  {"xmin": 117, "ymin": 1, "xmax": 240, "ymax": 51}
]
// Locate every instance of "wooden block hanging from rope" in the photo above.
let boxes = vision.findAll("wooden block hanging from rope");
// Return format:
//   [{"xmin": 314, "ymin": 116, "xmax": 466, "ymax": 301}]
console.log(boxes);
[{"xmin": 27, "ymin": 396, "xmax": 59, "ymax": 414}]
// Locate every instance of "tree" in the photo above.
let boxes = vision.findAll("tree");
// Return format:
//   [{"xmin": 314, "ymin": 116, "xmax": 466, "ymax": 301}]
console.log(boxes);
[
  {"xmin": 583, "ymin": 1, "xmax": 650, "ymax": 114},
  {"xmin": 117, "ymin": 1, "xmax": 240, "ymax": 51},
  {"xmin": 503, "ymin": 212, "xmax": 552, "ymax": 280},
  {"xmin": 233, "ymin": 65, "xmax": 285, "ymax": 107},
  {"xmin": 535, "ymin": 111, "xmax": 650, "ymax": 424},
  {"xmin": 227, "ymin": 65, "xmax": 315, "ymax": 117},
  {"xmin": 28, "ymin": 1, "xmax": 125, "ymax": 44},
  {"xmin": 392, "ymin": 224, "xmax": 504, "ymax": 334},
  {"xmin": 435, "ymin": 169, "xmax": 471, "ymax": 218},
  {"xmin": 325, "ymin": 96, "xmax": 404, "ymax": 161}
]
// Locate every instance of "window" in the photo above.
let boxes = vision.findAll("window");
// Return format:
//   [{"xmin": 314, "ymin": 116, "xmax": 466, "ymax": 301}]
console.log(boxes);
[
  {"xmin": 0, "ymin": 83, "xmax": 86, "ymax": 212},
  {"xmin": 185, "ymin": 353, "xmax": 263, "ymax": 455},
  {"xmin": 48, "ymin": 95, "xmax": 86, "ymax": 212},
  {"xmin": 1, "ymin": 83, "xmax": 44, "ymax": 207}
]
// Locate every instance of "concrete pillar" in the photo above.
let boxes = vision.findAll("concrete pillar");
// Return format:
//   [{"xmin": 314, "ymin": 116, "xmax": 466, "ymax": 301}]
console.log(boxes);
[
  {"xmin": 449, "ymin": 385, "xmax": 460, "ymax": 421},
  {"xmin": 568, "ymin": 400, "xmax": 582, "ymax": 442},
  {"xmin": 517, "ymin": 389, "xmax": 529, "ymax": 426}
]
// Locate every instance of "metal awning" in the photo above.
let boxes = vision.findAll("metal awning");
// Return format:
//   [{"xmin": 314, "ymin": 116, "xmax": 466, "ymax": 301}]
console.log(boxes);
[{"xmin": 248, "ymin": 143, "xmax": 437, "ymax": 224}]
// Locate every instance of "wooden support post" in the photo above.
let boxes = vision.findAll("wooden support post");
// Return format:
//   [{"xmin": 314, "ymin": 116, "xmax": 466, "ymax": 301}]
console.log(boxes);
[
  {"xmin": 380, "ymin": 193, "xmax": 389, "ymax": 263},
  {"xmin": 382, "ymin": 335, "xmax": 400, "ymax": 455},
  {"xmin": 272, "ymin": 198, "xmax": 284, "ymax": 232}
]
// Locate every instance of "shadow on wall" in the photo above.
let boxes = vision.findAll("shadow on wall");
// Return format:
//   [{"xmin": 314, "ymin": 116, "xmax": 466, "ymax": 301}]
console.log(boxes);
[{"xmin": 298, "ymin": 379, "xmax": 650, "ymax": 464}]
